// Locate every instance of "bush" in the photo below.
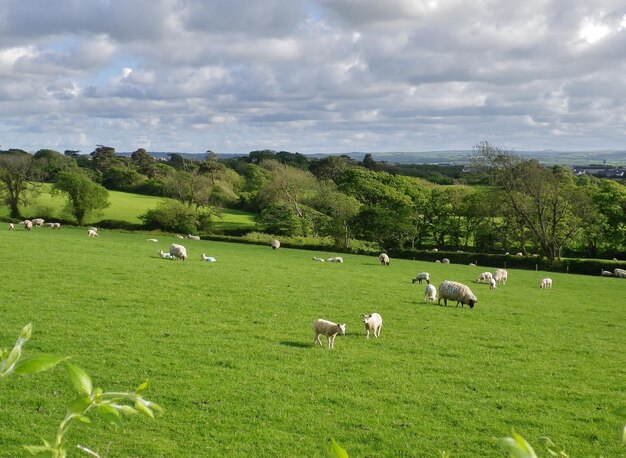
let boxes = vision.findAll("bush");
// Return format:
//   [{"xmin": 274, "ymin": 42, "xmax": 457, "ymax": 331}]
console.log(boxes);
[{"xmin": 140, "ymin": 199, "xmax": 201, "ymax": 234}]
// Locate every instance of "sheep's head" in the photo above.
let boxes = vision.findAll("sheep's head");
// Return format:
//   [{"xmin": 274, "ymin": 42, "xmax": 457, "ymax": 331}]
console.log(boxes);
[
  {"xmin": 338, "ymin": 324, "xmax": 346, "ymax": 335},
  {"xmin": 411, "ymin": 278, "xmax": 417, "ymax": 284},
  {"xmin": 468, "ymin": 299, "xmax": 476, "ymax": 309}
]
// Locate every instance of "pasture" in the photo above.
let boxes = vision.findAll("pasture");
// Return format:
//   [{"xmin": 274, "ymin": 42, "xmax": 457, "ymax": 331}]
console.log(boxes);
[{"xmin": 0, "ymin": 227, "xmax": 624, "ymax": 457}]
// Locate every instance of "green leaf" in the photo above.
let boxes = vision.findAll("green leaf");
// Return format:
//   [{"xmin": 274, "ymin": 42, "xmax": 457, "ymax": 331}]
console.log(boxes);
[
  {"xmin": 23, "ymin": 445, "xmax": 53, "ymax": 456},
  {"xmin": 20, "ymin": 322, "xmax": 33, "ymax": 340},
  {"xmin": 136, "ymin": 380, "xmax": 149, "ymax": 394},
  {"xmin": 134, "ymin": 399, "xmax": 155, "ymax": 419},
  {"xmin": 117, "ymin": 405, "xmax": 139, "ymax": 415},
  {"xmin": 613, "ymin": 406, "xmax": 626, "ymax": 418},
  {"xmin": 13, "ymin": 355, "xmax": 68, "ymax": 376},
  {"xmin": 75, "ymin": 414, "xmax": 91, "ymax": 424},
  {"xmin": 622, "ymin": 425, "xmax": 626, "ymax": 445},
  {"xmin": 66, "ymin": 364, "xmax": 93, "ymax": 395},
  {"xmin": 329, "ymin": 438, "xmax": 349, "ymax": 458},
  {"xmin": 68, "ymin": 396, "xmax": 92, "ymax": 414},
  {"xmin": 495, "ymin": 432, "xmax": 537, "ymax": 458},
  {"xmin": 97, "ymin": 404, "xmax": 123, "ymax": 429}
]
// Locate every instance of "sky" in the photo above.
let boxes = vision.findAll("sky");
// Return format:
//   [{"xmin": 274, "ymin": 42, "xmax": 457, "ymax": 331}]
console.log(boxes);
[{"xmin": 0, "ymin": 0, "xmax": 625, "ymax": 155}]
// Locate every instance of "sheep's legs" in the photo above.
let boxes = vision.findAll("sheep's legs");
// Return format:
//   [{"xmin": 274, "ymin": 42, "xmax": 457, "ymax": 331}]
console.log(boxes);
[{"xmin": 314, "ymin": 334, "xmax": 322, "ymax": 346}]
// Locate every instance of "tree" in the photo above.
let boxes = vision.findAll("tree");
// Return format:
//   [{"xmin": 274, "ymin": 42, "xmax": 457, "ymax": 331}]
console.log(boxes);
[
  {"xmin": 162, "ymin": 170, "xmax": 213, "ymax": 208},
  {"xmin": 90, "ymin": 145, "xmax": 120, "ymax": 175},
  {"xmin": 130, "ymin": 148, "xmax": 158, "ymax": 179},
  {"xmin": 0, "ymin": 151, "xmax": 42, "ymax": 218},
  {"xmin": 33, "ymin": 149, "xmax": 76, "ymax": 182},
  {"xmin": 308, "ymin": 186, "xmax": 361, "ymax": 246},
  {"xmin": 52, "ymin": 171, "xmax": 110, "ymax": 224}
]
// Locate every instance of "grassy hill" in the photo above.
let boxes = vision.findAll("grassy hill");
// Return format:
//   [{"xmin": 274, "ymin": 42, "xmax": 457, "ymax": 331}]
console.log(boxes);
[
  {"xmin": 1, "ymin": 227, "xmax": 624, "ymax": 456},
  {"xmin": 0, "ymin": 184, "xmax": 257, "ymax": 230}
]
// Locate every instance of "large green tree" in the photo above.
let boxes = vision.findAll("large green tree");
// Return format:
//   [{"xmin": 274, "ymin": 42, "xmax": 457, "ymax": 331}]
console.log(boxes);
[
  {"xmin": 52, "ymin": 171, "xmax": 110, "ymax": 224},
  {"xmin": 0, "ymin": 151, "xmax": 42, "ymax": 218}
]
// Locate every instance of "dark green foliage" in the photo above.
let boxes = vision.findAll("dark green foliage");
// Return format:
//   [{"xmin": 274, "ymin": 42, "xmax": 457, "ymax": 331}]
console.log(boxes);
[
  {"xmin": 101, "ymin": 166, "xmax": 145, "ymax": 191},
  {"xmin": 52, "ymin": 171, "xmax": 110, "ymax": 225},
  {"xmin": 140, "ymin": 198, "xmax": 207, "ymax": 234},
  {"xmin": 258, "ymin": 202, "xmax": 303, "ymax": 236}
]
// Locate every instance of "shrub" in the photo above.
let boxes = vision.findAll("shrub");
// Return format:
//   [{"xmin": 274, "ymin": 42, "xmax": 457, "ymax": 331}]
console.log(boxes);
[{"xmin": 140, "ymin": 199, "xmax": 213, "ymax": 234}]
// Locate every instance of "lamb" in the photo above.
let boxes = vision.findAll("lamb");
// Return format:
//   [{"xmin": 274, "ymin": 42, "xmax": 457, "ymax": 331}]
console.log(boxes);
[
  {"xmin": 88, "ymin": 227, "xmax": 98, "ymax": 233},
  {"xmin": 270, "ymin": 239, "xmax": 280, "ymax": 250},
  {"xmin": 327, "ymin": 256, "xmax": 344, "ymax": 263},
  {"xmin": 312, "ymin": 257, "xmax": 325, "ymax": 262},
  {"xmin": 378, "ymin": 253, "xmax": 390, "ymax": 266},
  {"xmin": 493, "ymin": 268, "xmax": 508, "ymax": 285},
  {"xmin": 51, "ymin": 222, "xmax": 61, "ymax": 229},
  {"xmin": 200, "ymin": 254, "xmax": 217, "ymax": 262},
  {"xmin": 87, "ymin": 229, "xmax": 98, "ymax": 237},
  {"xmin": 469, "ymin": 262, "xmax": 476, "ymax": 267},
  {"xmin": 187, "ymin": 234, "xmax": 200, "ymax": 241},
  {"xmin": 31, "ymin": 218, "xmax": 45, "ymax": 227},
  {"xmin": 313, "ymin": 319, "xmax": 346, "ymax": 349},
  {"xmin": 158, "ymin": 250, "xmax": 175, "ymax": 259},
  {"xmin": 540, "ymin": 278, "xmax": 553, "ymax": 289},
  {"xmin": 362, "ymin": 313, "xmax": 382, "ymax": 339},
  {"xmin": 20, "ymin": 220, "xmax": 33, "ymax": 231},
  {"xmin": 424, "ymin": 284, "xmax": 437, "ymax": 303},
  {"xmin": 175, "ymin": 234, "xmax": 184, "ymax": 239},
  {"xmin": 438, "ymin": 280, "xmax": 477, "ymax": 308},
  {"xmin": 8, "ymin": 223, "xmax": 14, "ymax": 230},
  {"xmin": 601, "ymin": 270, "xmax": 613, "ymax": 277},
  {"xmin": 412, "ymin": 272, "xmax": 430, "ymax": 284},
  {"xmin": 613, "ymin": 268, "xmax": 626, "ymax": 279},
  {"xmin": 146, "ymin": 238, "xmax": 159, "ymax": 243},
  {"xmin": 169, "ymin": 243, "xmax": 188, "ymax": 261},
  {"xmin": 477, "ymin": 272, "xmax": 493, "ymax": 283},
  {"xmin": 489, "ymin": 277, "xmax": 497, "ymax": 290},
  {"xmin": 516, "ymin": 252, "xmax": 523, "ymax": 257},
  {"xmin": 441, "ymin": 258, "xmax": 450, "ymax": 264}
]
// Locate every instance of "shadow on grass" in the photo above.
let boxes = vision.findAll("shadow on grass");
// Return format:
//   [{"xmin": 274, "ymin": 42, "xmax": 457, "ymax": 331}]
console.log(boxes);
[{"xmin": 280, "ymin": 341, "xmax": 311, "ymax": 349}]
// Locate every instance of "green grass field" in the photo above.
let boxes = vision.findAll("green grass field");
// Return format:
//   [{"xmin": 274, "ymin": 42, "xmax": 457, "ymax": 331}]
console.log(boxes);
[
  {"xmin": 0, "ymin": 184, "xmax": 257, "ymax": 229},
  {"xmin": 0, "ymin": 227, "xmax": 624, "ymax": 457}
]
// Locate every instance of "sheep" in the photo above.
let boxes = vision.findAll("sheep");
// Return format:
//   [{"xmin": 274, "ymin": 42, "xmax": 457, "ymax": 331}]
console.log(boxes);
[
  {"xmin": 88, "ymin": 227, "xmax": 98, "ymax": 233},
  {"xmin": 412, "ymin": 272, "xmax": 430, "ymax": 284},
  {"xmin": 516, "ymin": 252, "xmax": 523, "ymax": 257},
  {"xmin": 441, "ymin": 258, "xmax": 450, "ymax": 264},
  {"xmin": 477, "ymin": 272, "xmax": 493, "ymax": 283},
  {"xmin": 8, "ymin": 223, "xmax": 14, "ymax": 230},
  {"xmin": 146, "ymin": 238, "xmax": 159, "ymax": 243},
  {"xmin": 51, "ymin": 222, "xmax": 61, "ymax": 229},
  {"xmin": 613, "ymin": 268, "xmax": 626, "ymax": 279},
  {"xmin": 327, "ymin": 256, "xmax": 344, "ymax": 263},
  {"xmin": 175, "ymin": 234, "xmax": 184, "ymax": 239},
  {"xmin": 312, "ymin": 257, "xmax": 325, "ymax": 262},
  {"xmin": 601, "ymin": 270, "xmax": 613, "ymax": 277},
  {"xmin": 158, "ymin": 250, "xmax": 175, "ymax": 259},
  {"xmin": 493, "ymin": 268, "xmax": 508, "ymax": 285},
  {"xmin": 435, "ymin": 260, "xmax": 441, "ymax": 263},
  {"xmin": 169, "ymin": 243, "xmax": 188, "ymax": 261},
  {"xmin": 87, "ymin": 229, "xmax": 98, "ymax": 237},
  {"xmin": 424, "ymin": 284, "xmax": 437, "ymax": 303},
  {"xmin": 31, "ymin": 218, "xmax": 45, "ymax": 227},
  {"xmin": 200, "ymin": 254, "xmax": 217, "ymax": 262},
  {"xmin": 469, "ymin": 262, "xmax": 476, "ymax": 267},
  {"xmin": 378, "ymin": 253, "xmax": 390, "ymax": 266},
  {"xmin": 187, "ymin": 234, "xmax": 200, "ymax": 241},
  {"xmin": 431, "ymin": 248, "xmax": 438, "ymax": 252},
  {"xmin": 313, "ymin": 319, "xmax": 346, "ymax": 349},
  {"xmin": 270, "ymin": 239, "xmax": 280, "ymax": 250},
  {"xmin": 540, "ymin": 278, "xmax": 553, "ymax": 289},
  {"xmin": 438, "ymin": 280, "xmax": 477, "ymax": 308},
  {"xmin": 362, "ymin": 313, "xmax": 382, "ymax": 339},
  {"xmin": 489, "ymin": 277, "xmax": 497, "ymax": 290},
  {"xmin": 20, "ymin": 220, "xmax": 33, "ymax": 231}
]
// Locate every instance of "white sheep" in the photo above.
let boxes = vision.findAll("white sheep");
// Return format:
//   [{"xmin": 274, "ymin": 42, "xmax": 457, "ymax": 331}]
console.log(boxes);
[
  {"xmin": 271, "ymin": 239, "xmax": 280, "ymax": 250},
  {"xmin": 200, "ymin": 254, "xmax": 217, "ymax": 262},
  {"xmin": 477, "ymin": 272, "xmax": 493, "ymax": 283},
  {"xmin": 540, "ymin": 278, "xmax": 552, "ymax": 289},
  {"xmin": 493, "ymin": 268, "xmax": 508, "ymax": 285},
  {"xmin": 327, "ymin": 256, "xmax": 344, "ymax": 263},
  {"xmin": 424, "ymin": 284, "xmax": 437, "ymax": 303},
  {"xmin": 313, "ymin": 319, "xmax": 346, "ymax": 349},
  {"xmin": 441, "ymin": 258, "xmax": 450, "ymax": 264},
  {"xmin": 378, "ymin": 253, "xmax": 390, "ymax": 266},
  {"xmin": 362, "ymin": 313, "xmax": 382, "ymax": 339},
  {"xmin": 158, "ymin": 250, "xmax": 175, "ymax": 259},
  {"xmin": 51, "ymin": 222, "xmax": 61, "ymax": 229},
  {"xmin": 88, "ymin": 227, "xmax": 98, "ymax": 232},
  {"xmin": 601, "ymin": 270, "xmax": 613, "ymax": 277},
  {"xmin": 170, "ymin": 243, "xmax": 188, "ymax": 260},
  {"xmin": 20, "ymin": 220, "xmax": 33, "ymax": 231},
  {"xmin": 146, "ymin": 238, "xmax": 158, "ymax": 243},
  {"xmin": 412, "ymin": 272, "xmax": 430, "ymax": 284},
  {"xmin": 87, "ymin": 229, "xmax": 98, "ymax": 237},
  {"xmin": 187, "ymin": 234, "xmax": 200, "ymax": 241},
  {"xmin": 438, "ymin": 280, "xmax": 477, "ymax": 308},
  {"xmin": 469, "ymin": 262, "xmax": 476, "ymax": 267},
  {"xmin": 31, "ymin": 218, "xmax": 45, "ymax": 227},
  {"xmin": 516, "ymin": 252, "xmax": 523, "ymax": 257},
  {"xmin": 312, "ymin": 257, "xmax": 325, "ymax": 262},
  {"xmin": 431, "ymin": 248, "xmax": 438, "ymax": 252},
  {"xmin": 489, "ymin": 277, "xmax": 497, "ymax": 290},
  {"xmin": 613, "ymin": 268, "xmax": 626, "ymax": 279},
  {"xmin": 435, "ymin": 260, "xmax": 441, "ymax": 263},
  {"xmin": 8, "ymin": 223, "xmax": 14, "ymax": 230},
  {"xmin": 175, "ymin": 234, "xmax": 184, "ymax": 239}
]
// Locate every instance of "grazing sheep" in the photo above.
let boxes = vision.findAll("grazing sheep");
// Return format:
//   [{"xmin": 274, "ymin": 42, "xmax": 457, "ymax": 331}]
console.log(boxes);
[
  {"xmin": 158, "ymin": 250, "xmax": 175, "ymax": 259},
  {"xmin": 540, "ymin": 278, "xmax": 553, "ymax": 289},
  {"xmin": 327, "ymin": 256, "xmax": 344, "ymax": 263},
  {"xmin": 88, "ymin": 227, "xmax": 98, "ymax": 232},
  {"xmin": 87, "ymin": 229, "xmax": 98, "ymax": 237},
  {"xmin": 362, "ymin": 313, "xmax": 383, "ymax": 339},
  {"xmin": 601, "ymin": 270, "xmax": 613, "ymax": 277},
  {"xmin": 200, "ymin": 254, "xmax": 217, "ymax": 262},
  {"xmin": 146, "ymin": 238, "xmax": 158, "ymax": 243},
  {"xmin": 31, "ymin": 218, "xmax": 45, "ymax": 227},
  {"xmin": 312, "ymin": 257, "xmax": 325, "ymax": 262},
  {"xmin": 438, "ymin": 280, "xmax": 477, "ymax": 308},
  {"xmin": 271, "ymin": 239, "xmax": 280, "ymax": 250},
  {"xmin": 489, "ymin": 277, "xmax": 497, "ymax": 290},
  {"xmin": 169, "ymin": 243, "xmax": 188, "ymax": 261},
  {"xmin": 441, "ymin": 258, "xmax": 450, "ymax": 264},
  {"xmin": 378, "ymin": 253, "xmax": 390, "ymax": 266},
  {"xmin": 313, "ymin": 319, "xmax": 346, "ymax": 349},
  {"xmin": 51, "ymin": 222, "xmax": 61, "ymax": 229},
  {"xmin": 187, "ymin": 234, "xmax": 200, "ymax": 241},
  {"xmin": 424, "ymin": 284, "xmax": 437, "ymax": 303},
  {"xmin": 435, "ymin": 260, "xmax": 441, "ymax": 263},
  {"xmin": 493, "ymin": 268, "xmax": 508, "ymax": 285},
  {"xmin": 516, "ymin": 252, "xmax": 523, "ymax": 256},
  {"xmin": 477, "ymin": 272, "xmax": 493, "ymax": 283},
  {"xmin": 20, "ymin": 220, "xmax": 33, "ymax": 231},
  {"xmin": 8, "ymin": 223, "xmax": 14, "ymax": 230},
  {"xmin": 412, "ymin": 272, "xmax": 430, "ymax": 284},
  {"xmin": 613, "ymin": 268, "xmax": 626, "ymax": 279},
  {"xmin": 175, "ymin": 234, "xmax": 184, "ymax": 239},
  {"xmin": 469, "ymin": 262, "xmax": 476, "ymax": 267}
]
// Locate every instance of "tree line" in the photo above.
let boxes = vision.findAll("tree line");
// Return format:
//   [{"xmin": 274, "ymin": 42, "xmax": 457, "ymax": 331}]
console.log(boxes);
[{"xmin": 0, "ymin": 143, "xmax": 625, "ymax": 261}]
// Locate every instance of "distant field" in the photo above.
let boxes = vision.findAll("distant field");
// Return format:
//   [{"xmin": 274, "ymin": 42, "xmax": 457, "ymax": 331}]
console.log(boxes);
[
  {"xmin": 0, "ymin": 184, "xmax": 257, "ymax": 229},
  {"xmin": 0, "ymin": 228, "xmax": 624, "ymax": 457}
]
